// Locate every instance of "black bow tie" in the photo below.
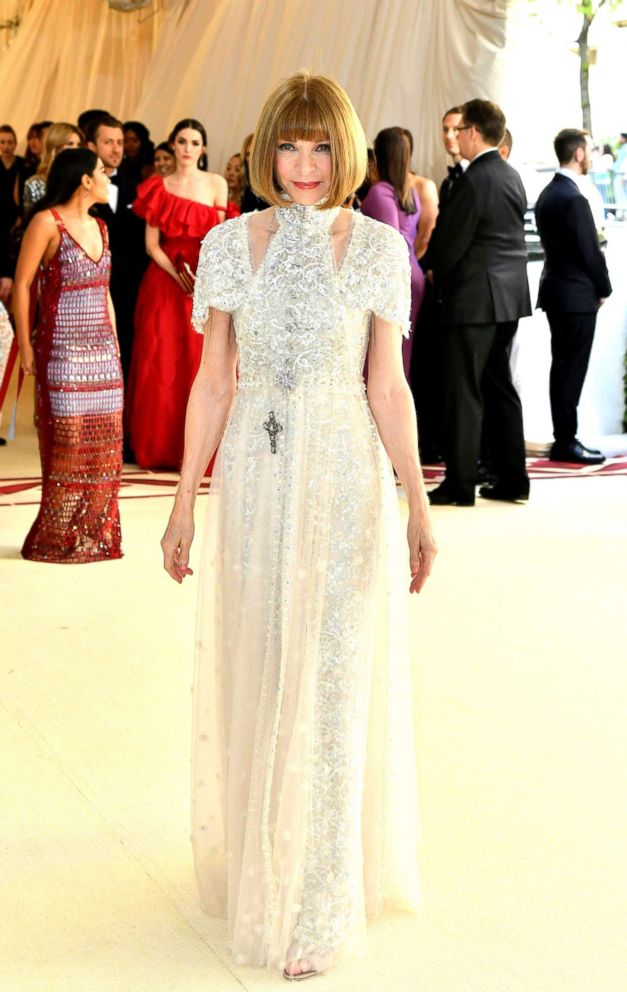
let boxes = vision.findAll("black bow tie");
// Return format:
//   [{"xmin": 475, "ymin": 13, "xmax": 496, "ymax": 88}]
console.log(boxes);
[{"xmin": 447, "ymin": 163, "xmax": 463, "ymax": 178}]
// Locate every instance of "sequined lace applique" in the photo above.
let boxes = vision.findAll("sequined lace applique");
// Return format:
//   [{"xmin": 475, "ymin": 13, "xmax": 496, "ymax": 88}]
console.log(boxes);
[{"xmin": 190, "ymin": 203, "xmax": 419, "ymax": 972}]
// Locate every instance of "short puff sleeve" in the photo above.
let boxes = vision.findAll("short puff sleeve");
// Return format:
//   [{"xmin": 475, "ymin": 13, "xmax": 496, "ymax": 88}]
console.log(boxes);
[
  {"xmin": 365, "ymin": 219, "xmax": 412, "ymax": 338},
  {"xmin": 191, "ymin": 217, "xmax": 247, "ymax": 333}
]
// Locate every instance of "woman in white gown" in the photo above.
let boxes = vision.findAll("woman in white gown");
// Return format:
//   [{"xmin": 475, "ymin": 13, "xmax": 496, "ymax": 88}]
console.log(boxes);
[{"xmin": 161, "ymin": 72, "xmax": 436, "ymax": 981}]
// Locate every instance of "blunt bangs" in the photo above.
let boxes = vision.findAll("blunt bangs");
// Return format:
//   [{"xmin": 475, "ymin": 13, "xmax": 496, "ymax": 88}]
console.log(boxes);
[{"xmin": 250, "ymin": 71, "xmax": 368, "ymax": 209}]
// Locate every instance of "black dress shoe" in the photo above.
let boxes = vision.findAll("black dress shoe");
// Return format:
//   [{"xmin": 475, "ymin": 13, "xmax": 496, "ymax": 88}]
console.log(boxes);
[
  {"xmin": 428, "ymin": 484, "xmax": 474, "ymax": 506},
  {"xmin": 549, "ymin": 441, "xmax": 605, "ymax": 465},
  {"xmin": 574, "ymin": 439, "xmax": 603, "ymax": 456},
  {"xmin": 479, "ymin": 484, "xmax": 529, "ymax": 503}
]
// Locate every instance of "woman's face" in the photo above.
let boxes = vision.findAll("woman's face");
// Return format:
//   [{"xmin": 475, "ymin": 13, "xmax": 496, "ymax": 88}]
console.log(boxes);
[
  {"xmin": 64, "ymin": 132, "xmax": 82, "ymax": 150},
  {"xmin": 274, "ymin": 137, "xmax": 333, "ymax": 206},
  {"xmin": 124, "ymin": 129, "xmax": 141, "ymax": 159},
  {"xmin": 87, "ymin": 158, "xmax": 111, "ymax": 204},
  {"xmin": 224, "ymin": 154, "xmax": 242, "ymax": 191},
  {"xmin": 28, "ymin": 132, "xmax": 43, "ymax": 157},
  {"xmin": 154, "ymin": 148, "xmax": 174, "ymax": 176},
  {"xmin": 0, "ymin": 131, "xmax": 17, "ymax": 159},
  {"xmin": 173, "ymin": 128, "xmax": 205, "ymax": 170}
]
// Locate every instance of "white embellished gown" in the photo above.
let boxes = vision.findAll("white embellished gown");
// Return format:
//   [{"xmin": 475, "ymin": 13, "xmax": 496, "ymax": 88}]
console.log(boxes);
[{"xmin": 190, "ymin": 203, "xmax": 421, "ymax": 972}]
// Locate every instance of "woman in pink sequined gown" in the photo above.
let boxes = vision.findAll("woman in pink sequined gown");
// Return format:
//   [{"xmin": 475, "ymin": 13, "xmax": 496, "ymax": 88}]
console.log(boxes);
[{"xmin": 14, "ymin": 148, "xmax": 123, "ymax": 563}]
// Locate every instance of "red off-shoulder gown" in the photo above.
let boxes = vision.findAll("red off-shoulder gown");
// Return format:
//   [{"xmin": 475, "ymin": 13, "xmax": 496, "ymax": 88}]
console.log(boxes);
[{"xmin": 125, "ymin": 175, "xmax": 238, "ymax": 470}]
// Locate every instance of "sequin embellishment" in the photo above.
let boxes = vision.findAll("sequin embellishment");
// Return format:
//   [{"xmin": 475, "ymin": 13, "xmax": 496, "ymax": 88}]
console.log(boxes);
[
  {"xmin": 21, "ymin": 211, "xmax": 123, "ymax": 563},
  {"xmin": 190, "ymin": 204, "xmax": 419, "ymax": 973}
]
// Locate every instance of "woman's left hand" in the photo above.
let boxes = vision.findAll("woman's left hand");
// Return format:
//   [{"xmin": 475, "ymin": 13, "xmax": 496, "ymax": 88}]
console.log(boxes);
[{"xmin": 408, "ymin": 510, "xmax": 437, "ymax": 594}]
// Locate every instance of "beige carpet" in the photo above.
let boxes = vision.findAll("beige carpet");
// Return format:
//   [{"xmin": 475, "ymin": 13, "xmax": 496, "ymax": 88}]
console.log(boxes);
[{"xmin": 1, "ymin": 394, "xmax": 626, "ymax": 992}]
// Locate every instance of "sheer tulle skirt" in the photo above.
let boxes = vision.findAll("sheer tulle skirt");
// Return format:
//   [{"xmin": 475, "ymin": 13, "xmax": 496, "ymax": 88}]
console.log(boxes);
[{"xmin": 191, "ymin": 384, "xmax": 420, "ymax": 971}]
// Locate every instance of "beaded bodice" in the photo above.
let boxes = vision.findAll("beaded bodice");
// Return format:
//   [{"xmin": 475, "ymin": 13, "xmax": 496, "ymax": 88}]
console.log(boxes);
[
  {"xmin": 192, "ymin": 204, "xmax": 411, "ymax": 395},
  {"xmin": 40, "ymin": 222, "xmax": 111, "ymax": 307}
]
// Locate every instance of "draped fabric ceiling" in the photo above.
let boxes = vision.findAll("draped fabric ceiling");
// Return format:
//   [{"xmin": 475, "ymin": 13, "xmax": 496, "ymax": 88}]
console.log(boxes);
[{"xmin": 0, "ymin": 0, "xmax": 509, "ymax": 180}]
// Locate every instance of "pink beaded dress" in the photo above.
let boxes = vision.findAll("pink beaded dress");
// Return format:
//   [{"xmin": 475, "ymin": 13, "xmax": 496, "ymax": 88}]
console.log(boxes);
[{"xmin": 22, "ymin": 209, "xmax": 123, "ymax": 563}]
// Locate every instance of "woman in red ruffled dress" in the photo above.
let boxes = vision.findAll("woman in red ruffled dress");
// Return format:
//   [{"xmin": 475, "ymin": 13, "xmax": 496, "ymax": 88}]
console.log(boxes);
[{"xmin": 126, "ymin": 118, "xmax": 237, "ymax": 469}]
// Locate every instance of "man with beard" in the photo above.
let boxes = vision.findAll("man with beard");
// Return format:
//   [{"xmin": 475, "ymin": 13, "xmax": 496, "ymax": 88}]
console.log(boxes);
[{"xmin": 87, "ymin": 115, "xmax": 148, "ymax": 457}]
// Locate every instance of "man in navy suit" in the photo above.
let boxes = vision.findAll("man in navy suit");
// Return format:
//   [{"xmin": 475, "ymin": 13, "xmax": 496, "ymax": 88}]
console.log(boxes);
[
  {"xmin": 535, "ymin": 128, "xmax": 612, "ymax": 465},
  {"xmin": 427, "ymin": 99, "xmax": 531, "ymax": 506}
]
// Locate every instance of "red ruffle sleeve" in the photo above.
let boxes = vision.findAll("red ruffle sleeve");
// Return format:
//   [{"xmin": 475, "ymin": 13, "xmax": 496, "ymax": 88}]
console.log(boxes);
[{"xmin": 132, "ymin": 174, "xmax": 229, "ymax": 238}]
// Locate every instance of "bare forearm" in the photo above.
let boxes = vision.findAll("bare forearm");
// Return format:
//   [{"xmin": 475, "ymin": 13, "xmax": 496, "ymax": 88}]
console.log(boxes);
[
  {"xmin": 414, "ymin": 222, "xmax": 435, "ymax": 261},
  {"xmin": 175, "ymin": 376, "xmax": 236, "ymax": 510},
  {"xmin": 13, "ymin": 280, "xmax": 31, "ymax": 352},
  {"xmin": 368, "ymin": 380, "xmax": 429, "ymax": 516},
  {"xmin": 149, "ymin": 243, "xmax": 180, "ymax": 282}
]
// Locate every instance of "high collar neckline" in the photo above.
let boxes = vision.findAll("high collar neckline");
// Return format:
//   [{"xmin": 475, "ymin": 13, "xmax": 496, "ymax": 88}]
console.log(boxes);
[{"xmin": 274, "ymin": 203, "xmax": 341, "ymax": 230}]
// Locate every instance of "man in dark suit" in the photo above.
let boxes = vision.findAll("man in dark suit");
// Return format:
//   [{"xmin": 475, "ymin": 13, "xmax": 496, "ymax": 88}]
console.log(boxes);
[
  {"xmin": 427, "ymin": 99, "xmax": 531, "ymax": 506},
  {"xmin": 413, "ymin": 106, "xmax": 468, "ymax": 463},
  {"xmin": 438, "ymin": 105, "xmax": 467, "ymax": 207},
  {"xmin": 87, "ymin": 115, "xmax": 148, "ymax": 390},
  {"xmin": 535, "ymin": 128, "xmax": 612, "ymax": 465}
]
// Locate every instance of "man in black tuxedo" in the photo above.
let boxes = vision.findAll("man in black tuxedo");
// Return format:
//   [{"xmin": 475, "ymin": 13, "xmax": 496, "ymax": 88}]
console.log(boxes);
[
  {"xmin": 535, "ymin": 128, "xmax": 612, "ymax": 465},
  {"xmin": 87, "ymin": 115, "xmax": 148, "ymax": 391},
  {"xmin": 427, "ymin": 99, "xmax": 531, "ymax": 506},
  {"xmin": 438, "ymin": 105, "xmax": 467, "ymax": 207},
  {"xmin": 412, "ymin": 106, "xmax": 468, "ymax": 463}
]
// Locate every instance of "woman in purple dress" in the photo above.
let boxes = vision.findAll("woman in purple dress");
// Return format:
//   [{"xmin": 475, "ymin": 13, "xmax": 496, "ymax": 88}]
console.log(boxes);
[{"xmin": 361, "ymin": 127, "xmax": 426, "ymax": 379}]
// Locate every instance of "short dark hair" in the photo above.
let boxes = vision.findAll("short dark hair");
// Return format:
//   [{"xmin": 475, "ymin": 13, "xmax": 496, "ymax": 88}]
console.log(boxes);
[
  {"xmin": 500, "ymin": 127, "xmax": 513, "ymax": 152},
  {"xmin": 553, "ymin": 128, "xmax": 590, "ymax": 165},
  {"xmin": 77, "ymin": 109, "xmax": 110, "ymax": 138},
  {"xmin": 0, "ymin": 124, "xmax": 17, "ymax": 139},
  {"xmin": 461, "ymin": 99, "xmax": 506, "ymax": 146},
  {"xmin": 442, "ymin": 106, "xmax": 463, "ymax": 121},
  {"xmin": 89, "ymin": 115, "xmax": 124, "ymax": 144}
]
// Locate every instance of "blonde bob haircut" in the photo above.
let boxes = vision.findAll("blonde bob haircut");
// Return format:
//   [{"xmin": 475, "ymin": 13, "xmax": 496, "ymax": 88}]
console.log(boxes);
[{"xmin": 250, "ymin": 71, "xmax": 368, "ymax": 210}]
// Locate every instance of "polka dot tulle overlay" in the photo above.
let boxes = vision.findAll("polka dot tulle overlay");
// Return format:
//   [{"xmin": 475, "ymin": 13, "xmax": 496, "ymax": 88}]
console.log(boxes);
[{"xmin": 22, "ymin": 215, "xmax": 123, "ymax": 564}]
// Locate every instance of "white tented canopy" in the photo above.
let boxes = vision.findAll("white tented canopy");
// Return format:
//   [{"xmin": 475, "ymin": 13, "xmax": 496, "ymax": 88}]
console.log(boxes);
[{"xmin": 0, "ymin": 0, "xmax": 508, "ymax": 177}]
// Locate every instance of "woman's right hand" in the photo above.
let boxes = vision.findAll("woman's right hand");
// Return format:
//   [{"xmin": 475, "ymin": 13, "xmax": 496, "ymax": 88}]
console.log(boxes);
[
  {"xmin": 161, "ymin": 506, "xmax": 195, "ymax": 583},
  {"xmin": 20, "ymin": 342, "xmax": 35, "ymax": 375}
]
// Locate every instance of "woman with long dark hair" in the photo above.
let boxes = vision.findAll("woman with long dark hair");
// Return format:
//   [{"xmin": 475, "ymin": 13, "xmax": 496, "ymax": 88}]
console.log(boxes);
[
  {"xmin": 125, "ymin": 118, "xmax": 233, "ymax": 469},
  {"xmin": 361, "ymin": 126, "xmax": 426, "ymax": 379},
  {"xmin": 13, "ymin": 148, "xmax": 123, "ymax": 563}
]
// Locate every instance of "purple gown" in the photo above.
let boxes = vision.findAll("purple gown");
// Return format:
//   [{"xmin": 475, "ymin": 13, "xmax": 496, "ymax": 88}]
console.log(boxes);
[{"xmin": 361, "ymin": 180, "xmax": 425, "ymax": 379}]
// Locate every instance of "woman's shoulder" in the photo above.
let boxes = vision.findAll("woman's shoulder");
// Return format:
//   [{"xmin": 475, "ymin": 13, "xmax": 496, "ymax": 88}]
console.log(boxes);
[
  {"xmin": 204, "ymin": 170, "xmax": 228, "ymax": 190},
  {"xmin": 30, "ymin": 207, "xmax": 57, "ymax": 228},
  {"xmin": 354, "ymin": 210, "xmax": 407, "ymax": 252},
  {"xmin": 364, "ymin": 180, "xmax": 396, "ymax": 202},
  {"xmin": 201, "ymin": 212, "xmax": 247, "ymax": 251},
  {"xmin": 135, "ymin": 173, "xmax": 227, "ymax": 235}
]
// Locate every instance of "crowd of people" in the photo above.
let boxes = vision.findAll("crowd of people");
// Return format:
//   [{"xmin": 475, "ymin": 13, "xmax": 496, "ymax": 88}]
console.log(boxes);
[{"xmin": 0, "ymin": 93, "xmax": 614, "ymax": 556}]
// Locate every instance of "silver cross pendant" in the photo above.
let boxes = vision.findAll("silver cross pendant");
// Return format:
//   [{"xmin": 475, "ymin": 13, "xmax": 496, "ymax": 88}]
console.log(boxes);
[{"xmin": 263, "ymin": 410, "xmax": 283, "ymax": 454}]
